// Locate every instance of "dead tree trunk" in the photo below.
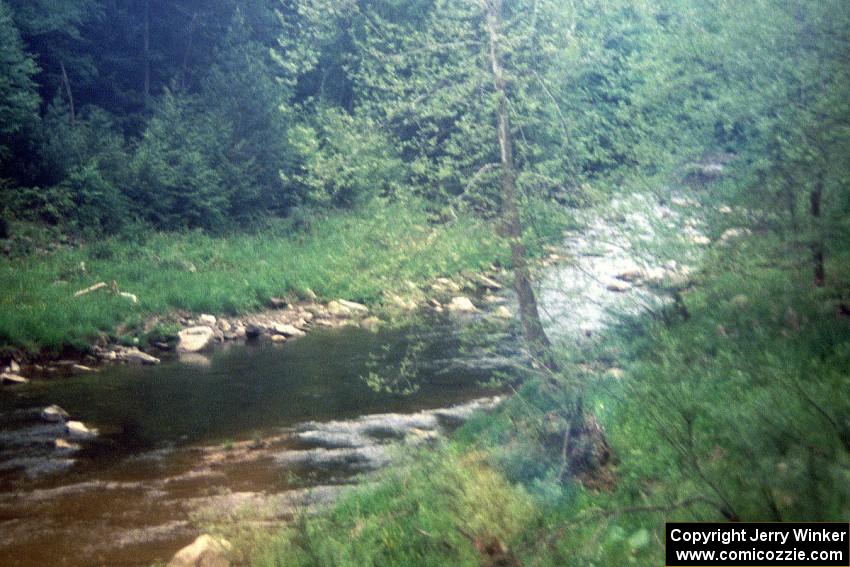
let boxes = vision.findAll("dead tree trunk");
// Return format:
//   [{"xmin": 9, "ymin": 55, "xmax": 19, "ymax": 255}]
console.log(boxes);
[
  {"xmin": 60, "ymin": 61, "xmax": 75, "ymax": 125},
  {"xmin": 483, "ymin": 0, "xmax": 551, "ymax": 364},
  {"xmin": 481, "ymin": 0, "xmax": 612, "ymax": 483}
]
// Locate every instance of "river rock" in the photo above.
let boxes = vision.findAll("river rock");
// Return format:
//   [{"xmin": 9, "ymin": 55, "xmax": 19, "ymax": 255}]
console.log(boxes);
[
  {"xmin": 719, "ymin": 228, "xmax": 751, "ymax": 243},
  {"xmin": 606, "ymin": 280, "xmax": 632, "ymax": 293},
  {"xmin": 168, "ymin": 534, "xmax": 232, "ymax": 567},
  {"xmin": 66, "ymin": 420, "xmax": 98, "ymax": 440},
  {"xmin": 337, "ymin": 299, "xmax": 368, "ymax": 314},
  {"xmin": 1, "ymin": 372, "xmax": 29, "ymax": 385},
  {"xmin": 198, "ymin": 314, "xmax": 217, "ymax": 326},
  {"xmin": 123, "ymin": 347, "xmax": 159, "ymax": 364},
  {"xmin": 327, "ymin": 300, "xmax": 351, "ymax": 316},
  {"xmin": 178, "ymin": 326, "xmax": 215, "ymax": 353},
  {"xmin": 41, "ymin": 405, "xmax": 70, "ymax": 422},
  {"xmin": 54, "ymin": 438, "xmax": 80, "ymax": 453},
  {"xmin": 493, "ymin": 306, "xmax": 512, "ymax": 319},
  {"xmin": 272, "ymin": 323, "xmax": 305, "ymax": 337},
  {"xmin": 244, "ymin": 324, "xmax": 263, "ymax": 339},
  {"xmin": 474, "ymin": 274, "xmax": 502, "ymax": 290},
  {"xmin": 448, "ymin": 296, "xmax": 477, "ymax": 313},
  {"xmin": 387, "ymin": 294, "xmax": 417, "ymax": 311}
]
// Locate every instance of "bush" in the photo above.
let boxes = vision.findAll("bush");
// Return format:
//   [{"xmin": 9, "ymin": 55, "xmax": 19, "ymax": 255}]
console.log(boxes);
[
  {"xmin": 7, "ymin": 164, "xmax": 129, "ymax": 236},
  {"xmin": 286, "ymin": 107, "xmax": 407, "ymax": 208}
]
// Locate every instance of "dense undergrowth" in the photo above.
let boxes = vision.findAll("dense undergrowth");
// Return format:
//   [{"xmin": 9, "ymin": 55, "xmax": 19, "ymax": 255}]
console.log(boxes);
[
  {"xmin": 0, "ymin": 201, "xmax": 513, "ymax": 356},
  {"xmin": 251, "ymin": 227, "xmax": 849, "ymax": 566}
]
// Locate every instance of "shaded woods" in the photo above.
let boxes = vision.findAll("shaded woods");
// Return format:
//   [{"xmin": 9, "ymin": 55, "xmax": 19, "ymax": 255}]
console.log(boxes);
[{"xmin": 0, "ymin": 1, "xmax": 847, "ymax": 566}]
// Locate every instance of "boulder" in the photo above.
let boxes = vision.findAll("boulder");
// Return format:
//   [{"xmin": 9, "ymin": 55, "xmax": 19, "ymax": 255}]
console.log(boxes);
[
  {"xmin": 168, "ymin": 534, "xmax": 232, "ymax": 567},
  {"xmin": 66, "ymin": 420, "xmax": 98, "ymax": 440},
  {"xmin": 327, "ymin": 300, "xmax": 352, "ymax": 316},
  {"xmin": 360, "ymin": 317, "xmax": 382, "ymax": 331},
  {"xmin": 448, "ymin": 296, "xmax": 477, "ymax": 313},
  {"xmin": 41, "ymin": 405, "xmax": 70, "ymax": 423},
  {"xmin": 178, "ymin": 326, "xmax": 215, "ymax": 353},
  {"xmin": 337, "ymin": 299, "xmax": 368, "ymax": 314},
  {"xmin": 493, "ymin": 306, "xmax": 513, "ymax": 319},
  {"xmin": 431, "ymin": 278, "xmax": 462, "ymax": 293},
  {"xmin": 1, "ymin": 372, "xmax": 29, "ymax": 385},
  {"xmin": 198, "ymin": 314, "xmax": 217, "ymax": 326},
  {"xmin": 272, "ymin": 323, "xmax": 306, "ymax": 337}
]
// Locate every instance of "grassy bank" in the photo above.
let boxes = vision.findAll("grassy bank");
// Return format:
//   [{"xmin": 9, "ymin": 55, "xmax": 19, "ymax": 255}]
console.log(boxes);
[
  {"xmin": 0, "ymin": 201, "xmax": 512, "ymax": 356},
  {"xmin": 252, "ymin": 230, "xmax": 849, "ymax": 566}
]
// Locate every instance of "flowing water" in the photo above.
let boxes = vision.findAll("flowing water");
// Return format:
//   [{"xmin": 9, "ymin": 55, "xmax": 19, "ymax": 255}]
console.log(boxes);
[{"xmin": 0, "ymin": 320, "xmax": 512, "ymax": 566}]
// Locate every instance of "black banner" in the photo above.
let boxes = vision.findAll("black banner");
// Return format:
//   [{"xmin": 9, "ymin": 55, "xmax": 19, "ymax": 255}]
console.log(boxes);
[{"xmin": 666, "ymin": 523, "xmax": 849, "ymax": 566}]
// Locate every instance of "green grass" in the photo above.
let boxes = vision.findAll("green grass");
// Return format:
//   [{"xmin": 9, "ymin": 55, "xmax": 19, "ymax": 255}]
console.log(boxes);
[
  {"xmin": 0, "ymin": 201, "xmax": 509, "ymax": 355},
  {"xmin": 253, "ymin": 448, "xmax": 535, "ymax": 567}
]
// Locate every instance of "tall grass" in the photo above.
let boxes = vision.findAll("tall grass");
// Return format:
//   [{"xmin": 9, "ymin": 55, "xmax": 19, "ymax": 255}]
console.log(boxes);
[
  {"xmin": 253, "ymin": 448, "xmax": 535, "ymax": 567},
  {"xmin": 0, "ymin": 201, "xmax": 509, "ymax": 354}
]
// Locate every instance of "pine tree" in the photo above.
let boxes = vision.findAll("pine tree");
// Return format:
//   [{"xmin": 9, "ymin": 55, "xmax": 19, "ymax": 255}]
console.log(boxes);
[{"xmin": 0, "ymin": 0, "xmax": 40, "ymax": 169}]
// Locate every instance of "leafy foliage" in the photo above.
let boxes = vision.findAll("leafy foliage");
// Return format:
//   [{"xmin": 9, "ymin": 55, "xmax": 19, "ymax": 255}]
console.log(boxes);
[{"xmin": 0, "ymin": 0, "xmax": 39, "ymax": 171}]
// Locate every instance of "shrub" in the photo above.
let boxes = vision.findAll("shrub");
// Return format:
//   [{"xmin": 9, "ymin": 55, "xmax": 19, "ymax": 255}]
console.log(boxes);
[{"xmin": 286, "ymin": 107, "xmax": 407, "ymax": 208}]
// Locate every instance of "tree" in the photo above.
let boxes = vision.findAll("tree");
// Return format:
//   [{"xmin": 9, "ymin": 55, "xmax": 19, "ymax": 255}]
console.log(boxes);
[
  {"xmin": 645, "ymin": 0, "xmax": 850, "ymax": 285},
  {"xmin": 277, "ymin": 0, "xmax": 619, "ymax": 477},
  {"xmin": 129, "ymin": 89, "xmax": 229, "ymax": 231},
  {"xmin": 0, "ymin": 0, "xmax": 40, "ymax": 174}
]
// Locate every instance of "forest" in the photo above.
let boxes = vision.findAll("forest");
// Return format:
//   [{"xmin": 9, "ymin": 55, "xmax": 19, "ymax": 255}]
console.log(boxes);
[{"xmin": 0, "ymin": 1, "xmax": 847, "ymax": 566}]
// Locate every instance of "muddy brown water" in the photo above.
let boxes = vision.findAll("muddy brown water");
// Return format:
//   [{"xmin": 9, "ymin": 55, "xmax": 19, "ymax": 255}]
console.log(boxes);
[{"xmin": 0, "ymin": 320, "xmax": 511, "ymax": 566}]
